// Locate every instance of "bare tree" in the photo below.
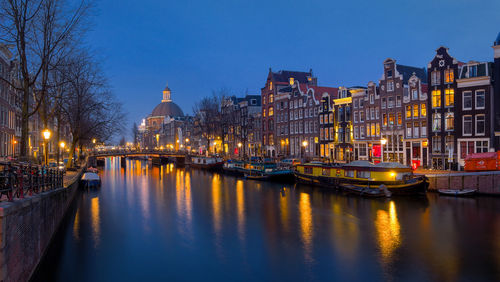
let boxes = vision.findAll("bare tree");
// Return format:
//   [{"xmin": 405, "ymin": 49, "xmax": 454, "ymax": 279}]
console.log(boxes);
[
  {"xmin": 132, "ymin": 122, "xmax": 139, "ymax": 147},
  {"xmin": 58, "ymin": 50, "xmax": 124, "ymax": 167},
  {"xmin": 0, "ymin": 0, "xmax": 92, "ymax": 160}
]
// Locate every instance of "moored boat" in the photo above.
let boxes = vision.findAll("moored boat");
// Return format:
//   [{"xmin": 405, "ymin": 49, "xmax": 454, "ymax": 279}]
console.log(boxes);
[
  {"xmin": 438, "ymin": 189, "xmax": 477, "ymax": 196},
  {"xmin": 294, "ymin": 160, "xmax": 428, "ymax": 195},
  {"xmin": 190, "ymin": 156, "xmax": 224, "ymax": 171},
  {"xmin": 244, "ymin": 169, "xmax": 270, "ymax": 180},
  {"xmin": 81, "ymin": 172, "xmax": 101, "ymax": 188},
  {"xmin": 223, "ymin": 159, "xmax": 246, "ymax": 176}
]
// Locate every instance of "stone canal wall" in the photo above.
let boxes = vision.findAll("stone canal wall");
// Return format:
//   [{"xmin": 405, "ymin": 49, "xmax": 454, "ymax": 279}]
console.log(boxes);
[
  {"xmin": 425, "ymin": 171, "xmax": 500, "ymax": 195},
  {"xmin": 0, "ymin": 170, "xmax": 83, "ymax": 282}
]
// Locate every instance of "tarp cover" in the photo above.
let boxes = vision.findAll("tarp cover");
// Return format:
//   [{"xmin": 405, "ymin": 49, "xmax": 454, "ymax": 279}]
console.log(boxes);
[
  {"xmin": 82, "ymin": 172, "xmax": 100, "ymax": 181},
  {"xmin": 465, "ymin": 152, "xmax": 497, "ymax": 160}
]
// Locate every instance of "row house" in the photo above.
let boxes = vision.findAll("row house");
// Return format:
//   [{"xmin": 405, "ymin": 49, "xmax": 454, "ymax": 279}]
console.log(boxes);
[
  {"xmin": 493, "ymin": 33, "xmax": 500, "ymax": 149},
  {"xmin": 238, "ymin": 95, "xmax": 261, "ymax": 158},
  {"xmin": 319, "ymin": 91, "xmax": 335, "ymax": 160},
  {"xmin": 261, "ymin": 69, "xmax": 315, "ymax": 157},
  {"xmin": 331, "ymin": 87, "xmax": 356, "ymax": 163},
  {"xmin": 0, "ymin": 44, "xmax": 22, "ymax": 159},
  {"xmin": 455, "ymin": 61, "xmax": 494, "ymax": 167},
  {"xmin": 427, "ymin": 47, "xmax": 461, "ymax": 170}
]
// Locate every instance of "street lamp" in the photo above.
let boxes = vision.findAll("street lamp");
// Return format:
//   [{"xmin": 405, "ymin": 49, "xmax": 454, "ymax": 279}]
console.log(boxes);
[
  {"xmin": 381, "ymin": 138, "xmax": 387, "ymax": 162},
  {"xmin": 301, "ymin": 140, "xmax": 308, "ymax": 160},
  {"xmin": 185, "ymin": 138, "xmax": 189, "ymax": 143},
  {"xmin": 42, "ymin": 129, "xmax": 51, "ymax": 165},
  {"xmin": 60, "ymin": 141, "xmax": 66, "ymax": 162},
  {"xmin": 92, "ymin": 138, "xmax": 96, "ymax": 144}
]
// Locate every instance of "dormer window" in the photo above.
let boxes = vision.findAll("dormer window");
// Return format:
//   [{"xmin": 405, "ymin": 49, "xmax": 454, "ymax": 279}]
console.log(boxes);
[
  {"xmin": 289, "ymin": 77, "xmax": 294, "ymax": 85},
  {"xmin": 269, "ymin": 81, "xmax": 273, "ymax": 90},
  {"xmin": 387, "ymin": 70, "xmax": 393, "ymax": 78}
]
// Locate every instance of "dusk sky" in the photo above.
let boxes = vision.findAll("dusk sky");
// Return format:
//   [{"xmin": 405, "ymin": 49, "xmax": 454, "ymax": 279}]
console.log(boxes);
[{"xmin": 87, "ymin": 0, "xmax": 500, "ymax": 137}]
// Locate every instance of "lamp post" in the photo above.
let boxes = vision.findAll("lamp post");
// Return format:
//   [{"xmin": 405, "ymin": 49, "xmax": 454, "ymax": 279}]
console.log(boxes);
[
  {"xmin": 302, "ymin": 140, "xmax": 308, "ymax": 161},
  {"xmin": 238, "ymin": 142, "xmax": 242, "ymax": 159},
  {"xmin": 13, "ymin": 139, "xmax": 17, "ymax": 158},
  {"xmin": 381, "ymin": 138, "xmax": 387, "ymax": 162},
  {"xmin": 42, "ymin": 129, "xmax": 51, "ymax": 165},
  {"xmin": 60, "ymin": 141, "xmax": 65, "ymax": 162}
]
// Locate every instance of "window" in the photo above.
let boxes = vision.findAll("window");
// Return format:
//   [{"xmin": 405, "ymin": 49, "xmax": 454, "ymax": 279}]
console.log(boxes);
[
  {"xmin": 354, "ymin": 111, "xmax": 358, "ymax": 123},
  {"xmin": 445, "ymin": 136, "xmax": 454, "ymax": 154},
  {"xmin": 432, "ymin": 136, "xmax": 442, "ymax": 153},
  {"xmin": 397, "ymin": 112, "xmax": 402, "ymax": 125},
  {"xmin": 444, "ymin": 69, "xmax": 454, "ymax": 84},
  {"xmin": 370, "ymin": 108, "xmax": 374, "ymax": 120},
  {"xmin": 263, "ymin": 96, "xmax": 266, "ymax": 105},
  {"xmin": 370, "ymin": 94, "xmax": 374, "ymax": 104},
  {"xmin": 376, "ymin": 123, "xmax": 380, "ymax": 136},
  {"xmin": 387, "ymin": 70, "xmax": 393, "ymax": 78},
  {"xmin": 365, "ymin": 108, "xmax": 369, "ymax": 120},
  {"xmin": 396, "ymin": 96, "xmax": 401, "ymax": 107},
  {"xmin": 353, "ymin": 99, "xmax": 358, "ymax": 108},
  {"xmin": 269, "ymin": 82, "xmax": 273, "ymax": 90},
  {"xmin": 346, "ymin": 106, "xmax": 351, "ymax": 121},
  {"xmin": 376, "ymin": 107, "xmax": 379, "ymax": 119},
  {"xmin": 383, "ymin": 113, "xmax": 387, "ymax": 126},
  {"xmin": 371, "ymin": 123, "xmax": 375, "ymax": 136},
  {"xmin": 421, "ymin": 103, "xmax": 426, "ymax": 118},
  {"xmin": 360, "ymin": 126, "xmax": 365, "ymax": 138},
  {"xmin": 269, "ymin": 94, "xmax": 274, "ymax": 103},
  {"xmin": 324, "ymin": 127, "xmax": 329, "ymax": 140},
  {"xmin": 445, "ymin": 112, "xmax": 454, "ymax": 131},
  {"xmin": 406, "ymin": 122, "xmax": 412, "ymax": 138},
  {"xmin": 412, "ymin": 89, "xmax": 418, "ymax": 100},
  {"xmin": 359, "ymin": 111, "xmax": 364, "ymax": 122},
  {"xmin": 460, "ymin": 141, "xmax": 475, "ymax": 159},
  {"xmin": 269, "ymin": 107, "xmax": 274, "ymax": 116},
  {"xmin": 404, "ymin": 88, "xmax": 410, "ymax": 100},
  {"xmin": 359, "ymin": 99, "xmax": 364, "ymax": 108},
  {"xmin": 463, "ymin": 91, "xmax": 472, "ymax": 110},
  {"xmin": 413, "ymin": 105, "xmax": 419, "ymax": 119},
  {"xmin": 445, "ymin": 89, "xmax": 454, "ymax": 107},
  {"xmin": 387, "ymin": 81, "xmax": 394, "ymax": 92},
  {"xmin": 476, "ymin": 141, "xmax": 489, "ymax": 153},
  {"xmin": 476, "ymin": 115, "xmax": 485, "ymax": 135},
  {"xmin": 329, "ymin": 113, "xmax": 334, "ymax": 124},
  {"xmin": 389, "ymin": 113, "xmax": 395, "ymax": 125},
  {"xmin": 432, "ymin": 90, "xmax": 441, "ymax": 108},
  {"xmin": 414, "ymin": 122, "xmax": 420, "ymax": 137},
  {"xmin": 354, "ymin": 126, "xmax": 359, "ymax": 139},
  {"xmin": 431, "ymin": 70, "xmax": 441, "ymax": 86},
  {"xmin": 463, "ymin": 115, "xmax": 472, "ymax": 136},
  {"xmin": 339, "ymin": 128, "xmax": 344, "ymax": 143},
  {"xmin": 475, "ymin": 90, "xmax": 485, "ymax": 109},
  {"xmin": 381, "ymin": 98, "xmax": 386, "ymax": 109},
  {"xmin": 388, "ymin": 97, "xmax": 394, "ymax": 108},
  {"xmin": 263, "ymin": 109, "xmax": 266, "ymax": 117},
  {"xmin": 366, "ymin": 125, "xmax": 370, "ymax": 137},
  {"xmin": 432, "ymin": 113, "xmax": 441, "ymax": 131},
  {"xmin": 421, "ymin": 121, "xmax": 427, "ymax": 137},
  {"xmin": 289, "ymin": 77, "xmax": 294, "ymax": 85}
]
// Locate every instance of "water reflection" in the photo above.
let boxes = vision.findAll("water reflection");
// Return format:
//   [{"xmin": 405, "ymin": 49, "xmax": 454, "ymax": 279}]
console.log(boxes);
[
  {"xmin": 33, "ymin": 161, "xmax": 500, "ymax": 282},
  {"xmin": 374, "ymin": 201, "xmax": 401, "ymax": 265},
  {"xmin": 299, "ymin": 193, "xmax": 313, "ymax": 264}
]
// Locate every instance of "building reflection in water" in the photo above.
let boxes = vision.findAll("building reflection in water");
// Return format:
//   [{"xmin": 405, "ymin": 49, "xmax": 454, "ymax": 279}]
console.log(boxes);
[
  {"xmin": 375, "ymin": 201, "xmax": 401, "ymax": 266},
  {"xmin": 299, "ymin": 192, "xmax": 313, "ymax": 264},
  {"xmin": 330, "ymin": 197, "xmax": 359, "ymax": 263},
  {"xmin": 175, "ymin": 169, "xmax": 193, "ymax": 237},
  {"xmin": 236, "ymin": 180, "xmax": 245, "ymax": 241},
  {"xmin": 73, "ymin": 208, "xmax": 80, "ymax": 241},
  {"xmin": 91, "ymin": 197, "xmax": 100, "ymax": 248},
  {"xmin": 279, "ymin": 188, "xmax": 289, "ymax": 232},
  {"xmin": 212, "ymin": 174, "xmax": 222, "ymax": 235}
]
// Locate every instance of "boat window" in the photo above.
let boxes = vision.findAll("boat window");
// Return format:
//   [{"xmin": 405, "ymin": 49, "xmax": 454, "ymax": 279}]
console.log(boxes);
[
  {"xmin": 322, "ymin": 168, "xmax": 329, "ymax": 176},
  {"xmin": 345, "ymin": 170, "xmax": 355, "ymax": 178},
  {"xmin": 304, "ymin": 167, "xmax": 313, "ymax": 174},
  {"xmin": 357, "ymin": 171, "xmax": 371, "ymax": 179}
]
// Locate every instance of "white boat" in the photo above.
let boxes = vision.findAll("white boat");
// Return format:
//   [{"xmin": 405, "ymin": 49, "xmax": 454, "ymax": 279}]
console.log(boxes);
[
  {"xmin": 81, "ymin": 172, "xmax": 101, "ymax": 188},
  {"xmin": 438, "ymin": 189, "xmax": 477, "ymax": 196}
]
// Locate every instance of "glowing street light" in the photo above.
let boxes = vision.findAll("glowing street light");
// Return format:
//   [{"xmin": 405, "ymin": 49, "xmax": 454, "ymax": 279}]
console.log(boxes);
[
  {"xmin": 92, "ymin": 138, "xmax": 96, "ymax": 144},
  {"xmin": 42, "ymin": 129, "xmax": 51, "ymax": 165},
  {"xmin": 60, "ymin": 141, "xmax": 66, "ymax": 149},
  {"xmin": 185, "ymin": 138, "xmax": 189, "ymax": 143},
  {"xmin": 238, "ymin": 142, "xmax": 242, "ymax": 148},
  {"xmin": 302, "ymin": 140, "xmax": 308, "ymax": 147}
]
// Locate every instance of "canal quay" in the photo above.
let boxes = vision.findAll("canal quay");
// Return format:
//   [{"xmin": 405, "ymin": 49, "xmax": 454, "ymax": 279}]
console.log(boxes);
[{"xmin": 31, "ymin": 157, "xmax": 500, "ymax": 282}]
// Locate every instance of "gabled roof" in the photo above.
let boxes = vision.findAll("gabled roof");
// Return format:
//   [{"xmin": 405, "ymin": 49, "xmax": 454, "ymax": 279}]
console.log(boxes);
[
  {"xmin": 297, "ymin": 83, "xmax": 338, "ymax": 103},
  {"xmin": 271, "ymin": 70, "xmax": 312, "ymax": 84},
  {"xmin": 396, "ymin": 64, "xmax": 427, "ymax": 84}
]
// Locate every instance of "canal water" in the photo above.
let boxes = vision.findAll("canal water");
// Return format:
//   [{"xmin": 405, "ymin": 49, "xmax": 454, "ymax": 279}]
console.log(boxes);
[{"xmin": 33, "ymin": 158, "xmax": 500, "ymax": 281}]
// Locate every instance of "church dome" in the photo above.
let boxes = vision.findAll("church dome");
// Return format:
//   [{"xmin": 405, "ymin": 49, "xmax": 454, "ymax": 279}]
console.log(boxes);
[
  {"xmin": 150, "ymin": 83, "xmax": 184, "ymax": 117},
  {"xmin": 151, "ymin": 101, "xmax": 184, "ymax": 117}
]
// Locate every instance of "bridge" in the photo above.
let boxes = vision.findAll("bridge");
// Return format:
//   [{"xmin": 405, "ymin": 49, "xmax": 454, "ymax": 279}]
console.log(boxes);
[{"xmin": 89, "ymin": 149, "xmax": 188, "ymax": 166}]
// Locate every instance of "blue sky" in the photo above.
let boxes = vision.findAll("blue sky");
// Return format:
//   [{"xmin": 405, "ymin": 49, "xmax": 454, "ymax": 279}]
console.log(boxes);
[{"xmin": 87, "ymin": 0, "xmax": 500, "ymax": 137}]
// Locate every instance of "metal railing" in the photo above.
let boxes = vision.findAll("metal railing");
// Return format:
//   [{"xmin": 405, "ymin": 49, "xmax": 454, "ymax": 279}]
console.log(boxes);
[{"xmin": 0, "ymin": 162, "xmax": 65, "ymax": 202}]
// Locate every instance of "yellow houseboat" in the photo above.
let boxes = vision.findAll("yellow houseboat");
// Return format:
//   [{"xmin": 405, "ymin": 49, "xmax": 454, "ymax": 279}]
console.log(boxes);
[{"xmin": 294, "ymin": 161, "xmax": 428, "ymax": 195}]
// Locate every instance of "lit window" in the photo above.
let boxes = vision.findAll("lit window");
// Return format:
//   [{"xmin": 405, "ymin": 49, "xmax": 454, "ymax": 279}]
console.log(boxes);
[
  {"xmin": 263, "ymin": 109, "xmax": 266, "ymax": 117},
  {"xmin": 475, "ymin": 90, "xmax": 485, "ymax": 109},
  {"xmin": 421, "ymin": 103, "xmax": 426, "ymax": 117},
  {"xmin": 432, "ymin": 90, "xmax": 441, "ymax": 108},
  {"xmin": 445, "ymin": 89, "xmax": 454, "ymax": 107},
  {"xmin": 383, "ymin": 114, "xmax": 387, "ymax": 126},
  {"xmin": 376, "ymin": 123, "xmax": 380, "ymax": 136},
  {"xmin": 445, "ymin": 136, "xmax": 454, "ymax": 154},
  {"xmin": 269, "ymin": 107, "xmax": 274, "ymax": 116},
  {"xmin": 269, "ymin": 82, "xmax": 273, "ymax": 90},
  {"xmin": 389, "ymin": 113, "xmax": 395, "ymax": 125},
  {"xmin": 413, "ymin": 104, "xmax": 419, "ymax": 118},
  {"xmin": 397, "ymin": 112, "xmax": 402, "ymax": 125},
  {"xmin": 289, "ymin": 77, "xmax": 294, "ymax": 85},
  {"xmin": 406, "ymin": 105, "xmax": 412, "ymax": 119},
  {"xmin": 445, "ymin": 112, "xmax": 454, "ymax": 131},
  {"xmin": 432, "ymin": 136, "xmax": 441, "ymax": 153},
  {"xmin": 269, "ymin": 94, "xmax": 274, "ymax": 103},
  {"xmin": 463, "ymin": 91, "xmax": 472, "ymax": 110},
  {"xmin": 444, "ymin": 69, "xmax": 454, "ymax": 84},
  {"xmin": 371, "ymin": 123, "xmax": 375, "ymax": 136}
]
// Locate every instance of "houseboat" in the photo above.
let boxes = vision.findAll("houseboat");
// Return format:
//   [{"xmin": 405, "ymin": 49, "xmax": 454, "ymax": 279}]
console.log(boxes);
[
  {"xmin": 294, "ymin": 161, "xmax": 428, "ymax": 195},
  {"xmin": 222, "ymin": 159, "xmax": 246, "ymax": 176},
  {"xmin": 190, "ymin": 156, "xmax": 224, "ymax": 171}
]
